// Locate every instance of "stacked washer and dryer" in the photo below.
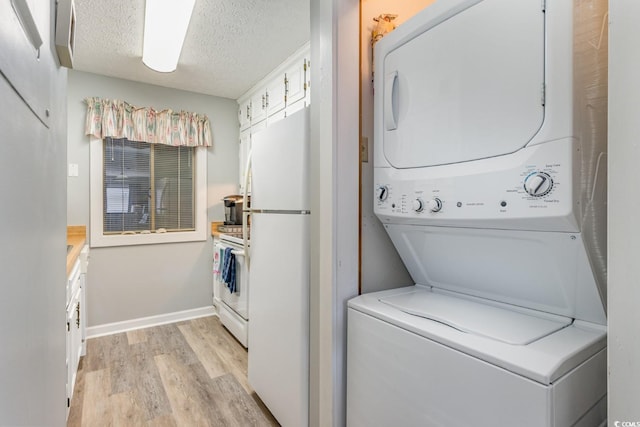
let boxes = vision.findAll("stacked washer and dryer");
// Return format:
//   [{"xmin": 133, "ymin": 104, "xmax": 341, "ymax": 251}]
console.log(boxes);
[{"xmin": 347, "ymin": 0, "xmax": 608, "ymax": 426}]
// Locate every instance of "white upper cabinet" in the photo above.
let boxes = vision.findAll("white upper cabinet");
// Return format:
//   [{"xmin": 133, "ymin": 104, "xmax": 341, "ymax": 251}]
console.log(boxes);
[
  {"xmin": 237, "ymin": 42, "xmax": 310, "ymax": 128},
  {"xmin": 266, "ymin": 75, "xmax": 287, "ymax": 117},
  {"xmin": 250, "ymin": 91, "xmax": 268, "ymax": 125},
  {"xmin": 236, "ymin": 42, "xmax": 310, "ymax": 191},
  {"xmin": 285, "ymin": 59, "xmax": 306, "ymax": 106},
  {"xmin": 238, "ymin": 98, "xmax": 251, "ymax": 131}
]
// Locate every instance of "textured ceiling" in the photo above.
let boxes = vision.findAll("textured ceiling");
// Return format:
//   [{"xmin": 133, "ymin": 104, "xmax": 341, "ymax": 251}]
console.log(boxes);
[{"xmin": 72, "ymin": 0, "xmax": 310, "ymax": 99}]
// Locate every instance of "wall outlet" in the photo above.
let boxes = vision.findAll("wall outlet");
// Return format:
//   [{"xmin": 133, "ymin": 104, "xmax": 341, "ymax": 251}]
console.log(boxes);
[
  {"xmin": 68, "ymin": 163, "xmax": 79, "ymax": 177},
  {"xmin": 361, "ymin": 137, "xmax": 369, "ymax": 163}
]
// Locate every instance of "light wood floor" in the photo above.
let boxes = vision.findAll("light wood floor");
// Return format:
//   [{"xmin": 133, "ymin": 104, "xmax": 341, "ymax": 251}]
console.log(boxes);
[{"xmin": 67, "ymin": 316, "xmax": 279, "ymax": 426}]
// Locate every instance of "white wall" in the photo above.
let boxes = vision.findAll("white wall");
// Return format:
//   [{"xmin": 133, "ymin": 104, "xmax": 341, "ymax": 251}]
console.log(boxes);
[
  {"xmin": 608, "ymin": 0, "xmax": 640, "ymax": 421},
  {"xmin": 359, "ymin": 0, "xmax": 435, "ymax": 293},
  {"xmin": 0, "ymin": 0, "xmax": 67, "ymax": 424},
  {"xmin": 309, "ymin": 0, "xmax": 360, "ymax": 425},
  {"xmin": 67, "ymin": 70, "xmax": 239, "ymax": 327}
]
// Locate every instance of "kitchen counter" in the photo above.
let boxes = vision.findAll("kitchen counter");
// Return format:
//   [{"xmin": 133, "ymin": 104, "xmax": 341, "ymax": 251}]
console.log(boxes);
[
  {"xmin": 67, "ymin": 225, "xmax": 86, "ymax": 276},
  {"xmin": 211, "ymin": 221, "xmax": 224, "ymax": 238}
]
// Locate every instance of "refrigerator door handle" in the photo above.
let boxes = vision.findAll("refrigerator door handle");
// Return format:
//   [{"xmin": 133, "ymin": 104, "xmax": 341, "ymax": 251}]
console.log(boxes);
[
  {"xmin": 248, "ymin": 209, "xmax": 311, "ymax": 215},
  {"xmin": 242, "ymin": 149, "xmax": 252, "ymax": 268}
]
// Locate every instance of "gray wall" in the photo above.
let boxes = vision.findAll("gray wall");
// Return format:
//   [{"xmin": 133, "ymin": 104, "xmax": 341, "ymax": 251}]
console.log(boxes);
[
  {"xmin": 608, "ymin": 0, "xmax": 640, "ymax": 421},
  {"xmin": 0, "ymin": 0, "xmax": 68, "ymax": 424},
  {"xmin": 359, "ymin": 1, "xmax": 433, "ymax": 294},
  {"xmin": 67, "ymin": 71, "xmax": 239, "ymax": 326}
]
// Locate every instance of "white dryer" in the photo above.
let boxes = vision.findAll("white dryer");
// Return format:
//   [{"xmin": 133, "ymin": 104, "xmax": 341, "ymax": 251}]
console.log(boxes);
[{"xmin": 347, "ymin": 0, "xmax": 608, "ymax": 426}]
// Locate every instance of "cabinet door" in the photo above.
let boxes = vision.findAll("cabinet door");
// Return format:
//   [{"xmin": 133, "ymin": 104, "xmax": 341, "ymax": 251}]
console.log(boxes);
[
  {"xmin": 66, "ymin": 297, "xmax": 80, "ymax": 405},
  {"xmin": 250, "ymin": 91, "xmax": 267, "ymax": 125},
  {"xmin": 286, "ymin": 59, "xmax": 306, "ymax": 106},
  {"xmin": 80, "ymin": 271, "xmax": 87, "ymax": 356},
  {"xmin": 266, "ymin": 75, "xmax": 286, "ymax": 117},
  {"xmin": 66, "ymin": 307, "xmax": 72, "ymax": 416},
  {"xmin": 238, "ymin": 98, "xmax": 251, "ymax": 131}
]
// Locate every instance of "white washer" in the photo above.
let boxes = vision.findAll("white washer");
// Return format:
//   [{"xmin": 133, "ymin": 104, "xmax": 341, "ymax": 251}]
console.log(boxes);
[{"xmin": 348, "ymin": 0, "xmax": 608, "ymax": 425}]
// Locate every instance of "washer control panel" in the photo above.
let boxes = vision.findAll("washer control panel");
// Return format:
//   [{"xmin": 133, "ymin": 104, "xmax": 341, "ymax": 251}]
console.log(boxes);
[{"xmin": 374, "ymin": 139, "xmax": 578, "ymax": 231}]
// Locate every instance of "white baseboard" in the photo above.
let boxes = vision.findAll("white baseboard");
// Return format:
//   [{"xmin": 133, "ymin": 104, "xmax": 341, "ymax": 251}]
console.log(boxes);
[{"xmin": 86, "ymin": 306, "xmax": 217, "ymax": 339}]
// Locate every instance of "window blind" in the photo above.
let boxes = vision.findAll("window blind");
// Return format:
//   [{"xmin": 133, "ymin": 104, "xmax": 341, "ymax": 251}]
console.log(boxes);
[{"xmin": 103, "ymin": 138, "xmax": 195, "ymax": 235}]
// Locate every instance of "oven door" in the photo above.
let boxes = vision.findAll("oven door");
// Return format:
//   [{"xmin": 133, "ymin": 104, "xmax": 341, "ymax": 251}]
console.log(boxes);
[{"xmin": 219, "ymin": 241, "xmax": 249, "ymax": 321}]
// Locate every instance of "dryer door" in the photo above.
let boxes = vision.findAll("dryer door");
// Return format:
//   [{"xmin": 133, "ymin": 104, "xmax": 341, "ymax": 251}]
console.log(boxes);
[{"xmin": 381, "ymin": 0, "xmax": 544, "ymax": 168}]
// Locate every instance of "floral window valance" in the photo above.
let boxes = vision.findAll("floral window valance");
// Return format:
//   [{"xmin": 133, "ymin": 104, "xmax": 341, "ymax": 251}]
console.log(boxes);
[{"xmin": 84, "ymin": 97, "xmax": 212, "ymax": 147}]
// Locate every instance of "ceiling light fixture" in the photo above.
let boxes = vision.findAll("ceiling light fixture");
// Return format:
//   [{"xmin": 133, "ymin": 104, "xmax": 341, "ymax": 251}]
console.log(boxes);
[{"xmin": 142, "ymin": 0, "xmax": 196, "ymax": 73}]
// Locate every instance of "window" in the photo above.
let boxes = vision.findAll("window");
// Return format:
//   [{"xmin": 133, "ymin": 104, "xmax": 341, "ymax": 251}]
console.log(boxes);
[{"xmin": 90, "ymin": 137, "xmax": 207, "ymax": 247}]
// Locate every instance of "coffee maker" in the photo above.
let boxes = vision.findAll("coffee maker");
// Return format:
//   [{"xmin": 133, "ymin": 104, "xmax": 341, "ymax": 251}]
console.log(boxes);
[{"xmin": 223, "ymin": 195, "xmax": 246, "ymax": 225}]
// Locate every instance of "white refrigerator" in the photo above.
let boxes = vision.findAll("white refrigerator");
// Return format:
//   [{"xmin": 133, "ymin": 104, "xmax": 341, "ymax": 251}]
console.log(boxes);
[{"xmin": 243, "ymin": 107, "xmax": 310, "ymax": 427}]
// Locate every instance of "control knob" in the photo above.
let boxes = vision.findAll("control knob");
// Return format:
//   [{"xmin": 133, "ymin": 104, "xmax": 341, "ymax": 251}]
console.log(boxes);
[
  {"xmin": 412, "ymin": 198, "xmax": 424, "ymax": 212},
  {"xmin": 376, "ymin": 185, "xmax": 389, "ymax": 202},
  {"xmin": 524, "ymin": 172, "xmax": 553, "ymax": 197},
  {"xmin": 427, "ymin": 198, "xmax": 442, "ymax": 212}
]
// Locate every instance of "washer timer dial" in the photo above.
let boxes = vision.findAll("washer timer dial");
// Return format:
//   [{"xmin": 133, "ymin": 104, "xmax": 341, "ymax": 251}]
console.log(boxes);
[
  {"xmin": 376, "ymin": 185, "xmax": 389, "ymax": 202},
  {"xmin": 524, "ymin": 172, "xmax": 554, "ymax": 197},
  {"xmin": 427, "ymin": 198, "xmax": 442, "ymax": 212},
  {"xmin": 412, "ymin": 198, "xmax": 424, "ymax": 212}
]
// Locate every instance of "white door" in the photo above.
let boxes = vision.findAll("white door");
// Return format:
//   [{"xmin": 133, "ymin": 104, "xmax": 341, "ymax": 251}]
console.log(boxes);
[
  {"xmin": 251, "ymin": 107, "xmax": 309, "ymax": 211},
  {"xmin": 381, "ymin": 0, "xmax": 544, "ymax": 168},
  {"xmin": 248, "ymin": 213, "xmax": 309, "ymax": 427}
]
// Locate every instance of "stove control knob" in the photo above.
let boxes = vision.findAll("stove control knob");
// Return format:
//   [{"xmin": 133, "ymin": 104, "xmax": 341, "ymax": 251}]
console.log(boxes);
[
  {"xmin": 376, "ymin": 185, "xmax": 389, "ymax": 202},
  {"xmin": 427, "ymin": 198, "xmax": 442, "ymax": 212},
  {"xmin": 524, "ymin": 172, "xmax": 553, "ymax": 197},
  {"xmin": 412, "ymin": 198, "xmax": 424, "ymax": 213}
]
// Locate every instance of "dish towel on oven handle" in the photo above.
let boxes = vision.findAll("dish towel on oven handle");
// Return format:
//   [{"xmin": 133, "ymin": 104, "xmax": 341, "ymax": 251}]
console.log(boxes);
[
  {"xmin": 221, "ymin": 247, "xmax": 237, "ymax": 293},
  {"xmin": 213, "ymin": 247, "xmax": 223, "ymax": 277}
]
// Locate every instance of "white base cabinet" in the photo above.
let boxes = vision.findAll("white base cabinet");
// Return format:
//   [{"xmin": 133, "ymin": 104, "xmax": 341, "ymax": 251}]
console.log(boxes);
[{"xmin": 66, "ymin": 245, "xmax": 89, "ymax": 418}]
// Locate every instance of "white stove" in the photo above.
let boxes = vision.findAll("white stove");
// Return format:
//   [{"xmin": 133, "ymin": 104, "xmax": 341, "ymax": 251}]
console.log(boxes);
[
  {"xmin": 214, "ymin": 232, "xmax": 250, "ymax": 347},
  {"xmin": 219, "ymin": 232, "xmax": 247, "ymax": 246}
]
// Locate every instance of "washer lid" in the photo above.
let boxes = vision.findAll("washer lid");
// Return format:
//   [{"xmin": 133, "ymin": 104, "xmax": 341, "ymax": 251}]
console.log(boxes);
[
  {"xmin": 380, "ymin": 288, "xmax": 572, "ymax": 345},
  {"xmin": 381, "ymin": 0, "xmax": 544, "ymax": 168}
]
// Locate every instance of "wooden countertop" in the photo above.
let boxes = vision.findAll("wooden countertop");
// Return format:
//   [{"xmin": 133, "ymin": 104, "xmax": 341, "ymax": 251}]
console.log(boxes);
[
  {"xmin": 67, "ymin": 225, "xmax": 86, "ymax": 276},
  {"xmin": 211, "ymin": 221, "xmax": 224, "ymax": 238}
]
